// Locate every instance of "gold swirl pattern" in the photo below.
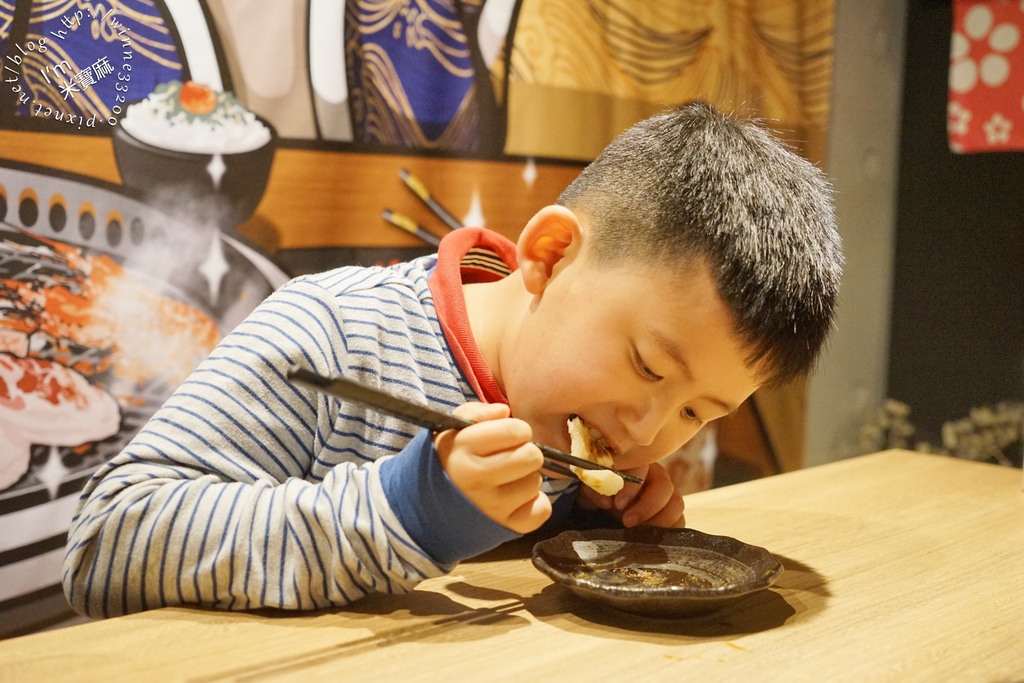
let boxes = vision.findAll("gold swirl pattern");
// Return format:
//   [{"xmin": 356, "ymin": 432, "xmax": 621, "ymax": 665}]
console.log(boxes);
[
  {"xmin": 6, "ymin": 1, "xmax": 181, "ymax": 122},
  {"xmin": 345, "ymin": 0, "xmax": 480, "ymax": 150},
  {"xmin": 350, "ymin": 0, "xmax": 473, "ymax": 76},
  {"xmin": 29, "ymin": 1, "xmax": 178, "ymax": 70},
  {"xmin": 20, "ymin": 30, "xmax": 109, "ymax": 119},
  {"xmin": 403, "ymin": 4, "xmax": 472, "ymax": 77},
  {"xmin": 87, "ymin": 1, "xmax": 178, "ymax": 71},
  {"xmin": 352, "ymin": 42, "xmax": 479, "ymax": 149},
  {"xmin": 503, "ymin": 0, "xmax": 834, "ymax": 162},
  {"xmin": 0, "ymin": 0, "xmax": 14, "ymax": 40},
  {"xmin": 510, "ymin": 0, "xmax": 710, "ymax": 95}
]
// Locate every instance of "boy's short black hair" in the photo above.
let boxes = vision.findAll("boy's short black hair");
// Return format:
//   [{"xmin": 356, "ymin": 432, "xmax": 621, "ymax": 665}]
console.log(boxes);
[{"xmin": 556, "ymin": 102, "xmax": 843, "ymax": 386}]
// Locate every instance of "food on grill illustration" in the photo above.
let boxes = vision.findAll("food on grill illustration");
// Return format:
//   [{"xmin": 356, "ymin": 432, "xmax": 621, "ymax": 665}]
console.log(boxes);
[
  {"xmin": 0, "ymin": 354, "xmax": 119, "ymax": 490},
  {"xmin": 0, "ymin": 156, "xmax": 286, "ymax": 616},
  {"xmin": 0, "ymin": 231, "xmax": 219, "ymax": 491}
]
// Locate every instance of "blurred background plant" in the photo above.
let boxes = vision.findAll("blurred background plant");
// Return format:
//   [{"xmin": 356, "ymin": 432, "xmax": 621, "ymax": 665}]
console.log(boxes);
[{"xmin": 857, "ymin": 399, "xmax": 1024, "ymax": 468}]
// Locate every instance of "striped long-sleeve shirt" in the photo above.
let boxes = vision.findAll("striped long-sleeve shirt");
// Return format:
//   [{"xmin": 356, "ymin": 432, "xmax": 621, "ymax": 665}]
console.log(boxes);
[{"xmin": 63, "ymin": 229, "xmax": 576, "ymax": 618}]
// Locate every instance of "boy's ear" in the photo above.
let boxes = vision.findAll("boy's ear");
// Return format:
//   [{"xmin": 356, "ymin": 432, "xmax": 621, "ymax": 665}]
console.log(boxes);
[{"xmin": 517, "ymin": 205, "xmax": 584, "ymax": 294}]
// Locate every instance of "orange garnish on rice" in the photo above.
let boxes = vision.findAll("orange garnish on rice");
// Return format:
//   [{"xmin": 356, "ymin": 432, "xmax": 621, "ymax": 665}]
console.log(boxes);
[{"xmin": 179, "ymin": 81, "xmax": 218, "ymax": 116}]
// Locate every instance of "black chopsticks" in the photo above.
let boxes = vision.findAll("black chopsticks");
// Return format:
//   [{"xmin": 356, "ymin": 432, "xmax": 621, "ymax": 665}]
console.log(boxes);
[{"xmin": 287, "ymin": 366, "xmax": 642, "ymax": 485}]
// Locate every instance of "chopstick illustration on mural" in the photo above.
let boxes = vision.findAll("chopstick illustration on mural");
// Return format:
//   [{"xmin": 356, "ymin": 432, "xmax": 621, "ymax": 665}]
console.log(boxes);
[
  {"xmin": 380, "ymin": 209, "xmax": 442, "ymax": 248},
  {"xmin": 399, "ymin": 168, "xmax": 464, "ymax": 231}
]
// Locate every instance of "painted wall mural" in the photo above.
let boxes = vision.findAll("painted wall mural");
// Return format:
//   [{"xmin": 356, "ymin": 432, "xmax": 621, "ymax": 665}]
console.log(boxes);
[{"xmin": 0, "ymin": 0, "xmax": 834, "ymax": 636}]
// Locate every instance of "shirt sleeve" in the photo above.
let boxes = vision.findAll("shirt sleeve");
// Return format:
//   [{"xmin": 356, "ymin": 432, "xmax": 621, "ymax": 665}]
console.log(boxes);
[
  {"xmin": 380, "ymin": 429, "xmax": 519, "ymax": 563},
  {"xmin": 61, "ymin": 276, "xmax": 508, "ymax": 618}
]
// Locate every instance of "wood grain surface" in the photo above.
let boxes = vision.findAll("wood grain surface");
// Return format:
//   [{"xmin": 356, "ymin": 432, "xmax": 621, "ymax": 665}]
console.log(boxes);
[
  {"xmin": 0, "ymin": 131, "xmax": 583, "ymax": 251},
  {"xmin": 2, "ymin": 451, "xmax": 1021, "ymax": 682}
]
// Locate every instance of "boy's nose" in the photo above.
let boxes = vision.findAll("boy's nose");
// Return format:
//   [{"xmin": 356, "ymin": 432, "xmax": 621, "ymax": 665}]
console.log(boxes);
[{"xmin": 619, "ymin": 395, "xmax": 673, "ymax": 448}]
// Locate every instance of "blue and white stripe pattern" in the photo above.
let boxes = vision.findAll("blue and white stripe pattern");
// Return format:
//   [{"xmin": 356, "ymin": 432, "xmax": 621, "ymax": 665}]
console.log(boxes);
[{"xmin": 63, "ymin": 255, "xmax": 573, "ymax": 618}]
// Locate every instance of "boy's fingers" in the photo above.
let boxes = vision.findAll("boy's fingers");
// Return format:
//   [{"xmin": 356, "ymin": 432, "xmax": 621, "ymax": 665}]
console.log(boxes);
[
  {"xmin": 637, "ymin": 495, "xmax": 686, "ymax": 528},
  {"xmin": 613, "ymin": 464, "xmax": 650, "ymax": 510},
  {"xmin": 448, "ymin": 442, "xmax": 544, "ymax": 486},
  {"xmin": 451, "ymin": 418, "xmax": 534, "ymax": 456},
  {"xmin": 495, "ymin": 469, "xmax": 544, "ymax": 501},
  {"xmin": 451, "ymin": 401, "xmax": 509, "ymax": 423},
  {"xmin": 434, "ymin": 402, "xmax": 550, "ymax": 534},
  {"xmin": 433, "ymin": 410, "xmax": 530, "ymax": 465},
  {"xmin": 619, "ymin": 465, "xmax": 677, "ymax": 526},
  {"xmin": 503, "ymin": 491, "xmax": 553, "ymax": 534},
  {"xmin": 491, "ymin": 442, "xmax": 545, "ymax": 480}
]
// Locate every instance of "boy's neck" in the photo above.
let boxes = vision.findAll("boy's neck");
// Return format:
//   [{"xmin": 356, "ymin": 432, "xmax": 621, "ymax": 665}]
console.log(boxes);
[{"xmin": 462, "ymin": 273, "xmax": 527, "ymax": 397}]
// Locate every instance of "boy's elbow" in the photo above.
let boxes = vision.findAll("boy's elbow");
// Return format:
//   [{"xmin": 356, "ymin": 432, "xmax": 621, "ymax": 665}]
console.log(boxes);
[
  {"xmin": 62, "ymin": 506, "xmax": 133, "ymax": 619},
  {"xmin": 62, "ymin": 574, "xmax": 98, "ymax": 620},
  {"xmin": 62, "ymin": 533, "xmax": 110, "ymax": 619}
]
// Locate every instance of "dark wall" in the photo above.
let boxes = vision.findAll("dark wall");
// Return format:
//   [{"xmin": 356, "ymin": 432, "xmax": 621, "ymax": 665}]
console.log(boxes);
[{"xmin": 890, "ymin": 1, "xmax": 1024, "ymax": 442}]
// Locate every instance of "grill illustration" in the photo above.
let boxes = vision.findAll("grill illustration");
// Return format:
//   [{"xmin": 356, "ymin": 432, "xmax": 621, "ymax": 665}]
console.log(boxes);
[{"xmin": 0, "ymin": 160, "xmax": 287, "ymax": 611}]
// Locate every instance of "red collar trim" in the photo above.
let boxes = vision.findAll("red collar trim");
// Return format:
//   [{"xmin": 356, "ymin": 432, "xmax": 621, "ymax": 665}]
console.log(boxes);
[{"xmin": 428, "ymin": 228, "xmax": 517, "ymax": 404}]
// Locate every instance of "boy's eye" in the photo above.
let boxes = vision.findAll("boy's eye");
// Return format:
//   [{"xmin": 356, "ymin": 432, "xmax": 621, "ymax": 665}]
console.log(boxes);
[
  {"xmin": 684, "ymin": 407, "xmax": 701, "ymax": 422},
  {"xmin": 632, "ymin": 349, "xmax": 661, "ymax": 381}
]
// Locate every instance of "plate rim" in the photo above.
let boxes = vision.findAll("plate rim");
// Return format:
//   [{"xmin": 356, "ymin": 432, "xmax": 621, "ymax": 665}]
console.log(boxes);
[{"xmin": 531, "ymin": 526, "xmax": 784, "ymax": 601}]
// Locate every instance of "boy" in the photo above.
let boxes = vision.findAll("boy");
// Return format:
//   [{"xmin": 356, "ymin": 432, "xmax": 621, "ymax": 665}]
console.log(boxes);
[{"xmin": 63, "ymin": 103, "xmax": 841, "ymax": 618}]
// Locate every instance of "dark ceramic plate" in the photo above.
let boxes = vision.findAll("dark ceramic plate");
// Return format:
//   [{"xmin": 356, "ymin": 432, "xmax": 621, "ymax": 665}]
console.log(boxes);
[{"xmin": 532, "ymin": 527, "xmax": 783, "ymax": 618}]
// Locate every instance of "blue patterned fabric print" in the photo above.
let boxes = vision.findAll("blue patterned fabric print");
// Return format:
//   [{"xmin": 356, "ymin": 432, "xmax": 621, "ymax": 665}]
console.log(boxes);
[
  {"xmin": 345, "ymin": 0, "xmax": 481, "ymax": 151},
  {"xmin": 0, "ymin": 1, "xmax": 13, "ymax": 61},
  {"xmin": 15, "ymin": 0, "xmax": 180, "ymax": 123}
]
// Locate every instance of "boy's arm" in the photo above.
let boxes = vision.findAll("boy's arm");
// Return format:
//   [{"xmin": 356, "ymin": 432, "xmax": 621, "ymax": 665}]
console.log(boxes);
[{"xmin": 62, "ymin": 277, "xmax": 518, "ymax": 618}]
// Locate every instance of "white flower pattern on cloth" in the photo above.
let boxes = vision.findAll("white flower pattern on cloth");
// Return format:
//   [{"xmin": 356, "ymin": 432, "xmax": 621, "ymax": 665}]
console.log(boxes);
[
  {"xmin": 947, "ymin": 2, "xmax": 1024, "ymax": 151},
  {"xmin": 951, "ymin": 5, "xmax": 1020, "ymax": 93},
  {"xmin": 947, "ymin": 100, "xmax": 972, "ymax": 136},
  {"xmin": 982, "ymin": 111, "xmax": 1013, "ymax": 143}
]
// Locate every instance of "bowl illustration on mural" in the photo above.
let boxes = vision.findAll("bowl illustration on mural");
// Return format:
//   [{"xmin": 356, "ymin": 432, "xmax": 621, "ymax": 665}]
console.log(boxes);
[{"xmin": 111, "ymin": 80, "xmax": 276, "ymax": 233}]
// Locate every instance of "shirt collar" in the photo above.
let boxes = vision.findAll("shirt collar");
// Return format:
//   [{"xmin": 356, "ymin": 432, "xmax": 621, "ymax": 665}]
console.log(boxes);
[{"xmin": 427, "ymin": 227, "xmax": 517, "ymax": 404}]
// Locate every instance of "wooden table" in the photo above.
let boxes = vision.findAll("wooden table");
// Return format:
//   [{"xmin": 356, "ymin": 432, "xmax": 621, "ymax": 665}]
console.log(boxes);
[{"xmin": 3, "ymin": 450, "xmax": 1022, "ymax": 682}]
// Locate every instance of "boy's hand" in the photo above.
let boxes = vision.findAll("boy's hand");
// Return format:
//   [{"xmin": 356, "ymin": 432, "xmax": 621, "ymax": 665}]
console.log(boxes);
[
  {"xmin": 433, "ymin": 402, "xmax": 552, "ymax": 534},
  {"xmin": 577, "ymin": 462, "xmax": 686, "ymax": 528}
]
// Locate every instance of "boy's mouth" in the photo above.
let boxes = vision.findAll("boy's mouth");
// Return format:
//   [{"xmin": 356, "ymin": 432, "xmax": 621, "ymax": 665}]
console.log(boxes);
[
  {"xmin": 568, "ymin": 414, "xmax": 617, "ymax": 459},
  {"xmin": 565, "ymin": 415, "xmax": 627, "ymax": 495}
]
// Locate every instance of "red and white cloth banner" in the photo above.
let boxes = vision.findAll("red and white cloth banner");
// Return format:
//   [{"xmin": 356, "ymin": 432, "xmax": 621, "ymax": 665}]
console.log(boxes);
[{"xmin": 948, "ymin": 1, "xmax": 1024, "ymax": 153}]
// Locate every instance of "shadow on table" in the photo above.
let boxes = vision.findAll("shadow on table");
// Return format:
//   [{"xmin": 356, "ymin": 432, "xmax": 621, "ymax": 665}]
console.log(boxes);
[
  {"xmin": 189, "ymin": 554, "xmax": 829, "ymax": 680},
  {"xmin": 195, "ymin": 589, "xmax": 537, "ymax": 679},
  {"xmin": 526, "ymin": 582, "xmax": 794, "ymax": 638},
  {"xmin": 339, "ymin": 551, "xmax": 829, "ymax": 645},
  {"xmin": 219, "ymin": 545, "xmax": 828, "ymax": 663}
]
